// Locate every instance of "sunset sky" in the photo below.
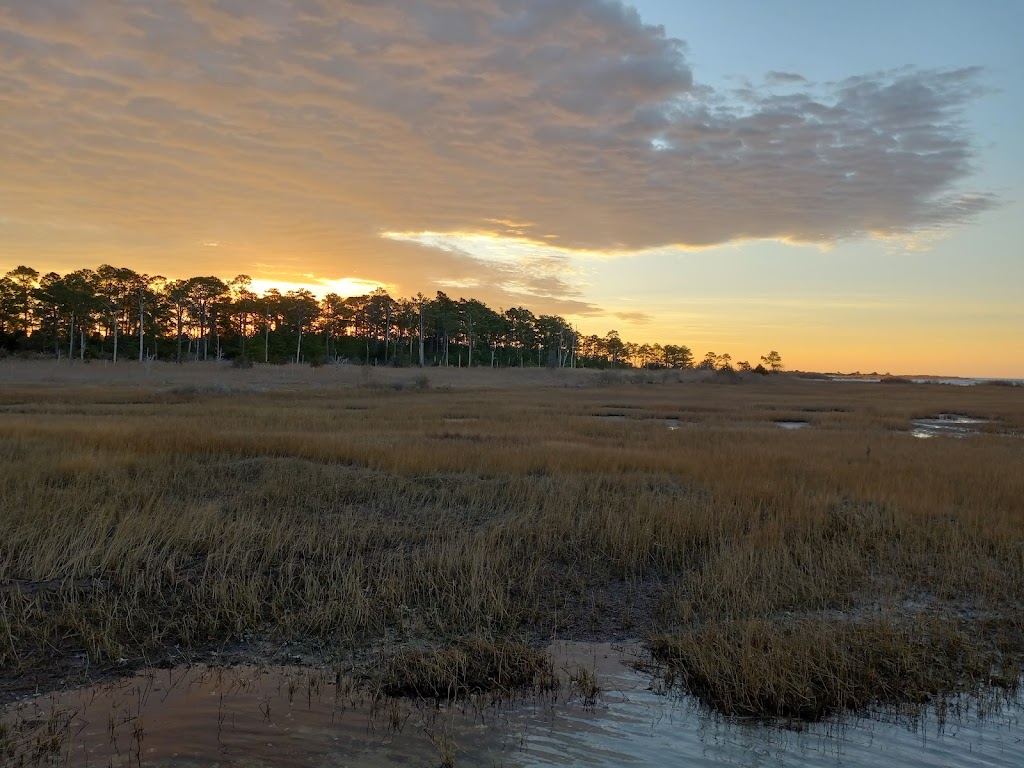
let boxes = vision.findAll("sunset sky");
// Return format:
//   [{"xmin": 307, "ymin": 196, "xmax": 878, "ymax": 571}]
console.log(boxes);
[{"xmin": 1, "ymin": 1, "xmax": 1021, "ymax": 376}]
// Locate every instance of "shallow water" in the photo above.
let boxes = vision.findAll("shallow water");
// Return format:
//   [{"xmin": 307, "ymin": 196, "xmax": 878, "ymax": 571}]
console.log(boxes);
[
  {"xmin": 776, "ymin": 420, "xmax": 810, "ymax": 430},
  {"xmin": 5, "ymin": 643, "xmax": 1022, "ymax": 767},
  {"xmin": 911, "ymin": 414, "xmax": 989, "ymax": 439}
]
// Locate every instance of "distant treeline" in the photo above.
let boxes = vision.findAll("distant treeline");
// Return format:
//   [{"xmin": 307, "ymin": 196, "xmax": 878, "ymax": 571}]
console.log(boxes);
[{"xmin": 0, "ymin": 264, "xmax": 780, "ymax": 370}]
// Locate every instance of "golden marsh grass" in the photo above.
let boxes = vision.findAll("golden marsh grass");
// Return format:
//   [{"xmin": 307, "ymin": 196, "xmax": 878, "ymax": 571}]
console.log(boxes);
[{"xmin": 1, "ymin": 360, "xmax": 1022, "ymax": 719}]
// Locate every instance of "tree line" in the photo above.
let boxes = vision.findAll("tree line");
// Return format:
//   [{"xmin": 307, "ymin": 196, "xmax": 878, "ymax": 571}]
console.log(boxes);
[{"xmin": 0, "ymin": 264, "xmax": 782, "ymax": 371}]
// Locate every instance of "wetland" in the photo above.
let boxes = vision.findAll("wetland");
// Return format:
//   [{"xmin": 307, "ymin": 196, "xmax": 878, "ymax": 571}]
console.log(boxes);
[{"xmin": 1, "ymin": 361, "xmax": 1022, "ymax": 764}]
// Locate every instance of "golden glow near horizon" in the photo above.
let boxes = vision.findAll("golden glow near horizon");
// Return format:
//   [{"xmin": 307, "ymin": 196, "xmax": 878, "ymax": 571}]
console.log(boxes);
[
  {"xmin": 1, "ymin": 1, "xmax": 1021, "ymax": 376},
  {"xmin": 246, "ymin": 277, "xmax": 388, "ymax": 301}
]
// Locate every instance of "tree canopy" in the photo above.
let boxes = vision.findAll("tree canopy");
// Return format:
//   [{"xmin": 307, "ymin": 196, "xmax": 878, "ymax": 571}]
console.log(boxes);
[{"xmin": 0, "ymin": 264, "xmax": 780, "ymax": 371}]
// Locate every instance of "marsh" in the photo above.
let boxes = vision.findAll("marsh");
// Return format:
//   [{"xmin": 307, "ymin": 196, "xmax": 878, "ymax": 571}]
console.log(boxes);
[{"xmin": 1, "ymin": 362, "xmax": 1022, "ymax": 763}]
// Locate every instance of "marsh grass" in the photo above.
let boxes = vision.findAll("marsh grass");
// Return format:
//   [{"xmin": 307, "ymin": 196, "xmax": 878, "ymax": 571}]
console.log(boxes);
[
  {"xmin": 374, "ymin": 640, "xmax": 553, "ymax": 699},
  {"xmin": 0, "ymin": 360, "xmax": 1022, "ymax": 721},
  {"xmin": 569, "ymin": 665, "xmax": 602, "ymax": 709},
  {"xmin": 651, "ymin": 614, "xmax": 1021, "ymax": 721}
]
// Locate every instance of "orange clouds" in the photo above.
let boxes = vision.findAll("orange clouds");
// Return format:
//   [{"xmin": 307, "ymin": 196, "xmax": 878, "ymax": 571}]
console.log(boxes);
[{"xmin": 0, "ymin": 1, "xmax": 995, "ymax": 318}]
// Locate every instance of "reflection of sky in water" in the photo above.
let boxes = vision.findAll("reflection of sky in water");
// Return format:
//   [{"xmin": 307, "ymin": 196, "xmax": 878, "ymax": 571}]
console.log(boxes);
[
  {"xmin": 506, "ymin": 643, "xmax": 1024, "ymax": 768},
  {"xmin": 4, "ymin": 642, "xmax": 1021, "ymax": 767},
  {"xmin": 912, "ymin": 415, "xmax": 989, "ymax": 439}
]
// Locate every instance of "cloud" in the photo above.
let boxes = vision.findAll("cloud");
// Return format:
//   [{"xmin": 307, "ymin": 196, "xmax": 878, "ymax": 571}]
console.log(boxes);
[
  {"xmin": 614, "ymin": 311, "xmax": 654, "ymax": 324},
  {"xmin": 765, "ymin": 70, "xmax": 807, "ymax": 85},
  {"xmin": 382, "ymin": 230, "xmax": 604, "ymax": 316},
  {"xmin": 0, "ymin": 0, "xmax": 995, "ymax": 312}
]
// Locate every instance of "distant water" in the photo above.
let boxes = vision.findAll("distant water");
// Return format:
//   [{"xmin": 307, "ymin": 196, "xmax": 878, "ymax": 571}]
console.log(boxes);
[
  {"xmin": 827, "ymin": 376, "xmax": 1023, "ymax": 387},
  {"xmin": 908, "ymin": 377, "xmax": 1013, "ymax": 386},
  {"xmin": 4, "ymin": 642, "xmax": 1021, "ymax": 767}
]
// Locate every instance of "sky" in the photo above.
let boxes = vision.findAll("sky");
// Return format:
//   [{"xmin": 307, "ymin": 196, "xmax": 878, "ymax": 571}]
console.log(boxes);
[{"xmin": 1, "ymin": 1, "xmax": 1021, "ymax": 376}]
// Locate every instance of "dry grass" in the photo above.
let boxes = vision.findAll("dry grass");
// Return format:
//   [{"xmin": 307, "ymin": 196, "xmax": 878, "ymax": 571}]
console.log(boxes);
[
  {"xmin": 0, "ymin": 360, "xmax": 1022, "ymax": 719},
  {"xmin": 374, "ymin": 640, "xmax": 554, "ymax": 699},
  {"xmin": 651, "ymin": 615, "xmax": 1022, "ymax": 720}
]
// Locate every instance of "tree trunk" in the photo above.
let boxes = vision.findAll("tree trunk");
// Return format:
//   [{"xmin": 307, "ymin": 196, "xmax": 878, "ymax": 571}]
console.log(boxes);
[
  {"xmin": 418, "ymin": 305, "xmax": 425, "ymax": 367},
  {"xmin": 113, "ymin": 312, "xmax": 118, "ymax": 363},
  {"xmin": 69, "ymin": 315, "xmax": 75, "ymax": 361},
  {"xmin": 176, "ymin": 309, "xmax": 183, "ymax": 363},
  {"xmin": 138, "ymin": 288, "xmax": 144, "ymax": 362}
]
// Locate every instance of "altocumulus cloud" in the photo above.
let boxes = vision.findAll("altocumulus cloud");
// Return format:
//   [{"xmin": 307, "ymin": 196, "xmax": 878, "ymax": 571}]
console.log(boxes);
[{"xmin": 0, "ymin": 0, "xmax": 995, "ymax": 306}]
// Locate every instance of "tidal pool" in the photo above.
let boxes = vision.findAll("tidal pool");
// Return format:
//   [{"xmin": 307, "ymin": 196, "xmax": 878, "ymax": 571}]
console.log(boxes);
[
  {"xmin": 4, "ymin": 642, "xmax": 1021, "ymax": 767},
  {"xmin": 911, "ymin": 414, "xmax": 989, "ymax": 439}
]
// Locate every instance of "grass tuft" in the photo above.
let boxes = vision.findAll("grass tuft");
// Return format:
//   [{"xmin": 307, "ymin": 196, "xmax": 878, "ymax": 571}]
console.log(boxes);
[
  {"xmin": 374, "ymin": 640, "xmax": 553, "ymax": 699},
  {"xmin": 651, "ymin": 615, "xmax": 1022, "ymax": 720}
]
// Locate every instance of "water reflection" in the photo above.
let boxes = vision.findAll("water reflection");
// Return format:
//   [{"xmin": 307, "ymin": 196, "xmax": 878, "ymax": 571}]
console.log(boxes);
[
  {"xmin": 911, "ymin": 414, "xmax": 989, "ymax": 439},
  {"xmin": 3, "ymin": 642, "xmax": 1021, "ymax": 767},
  {"xmin": 512, "ymin": 643, "xmax": 1023, "ymax": 768}
]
